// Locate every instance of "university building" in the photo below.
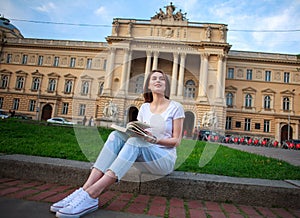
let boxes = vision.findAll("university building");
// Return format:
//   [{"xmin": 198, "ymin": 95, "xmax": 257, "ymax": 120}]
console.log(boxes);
[{"xmin": 0, "ymin": 3, "xmax": 299, "ymax": 142}]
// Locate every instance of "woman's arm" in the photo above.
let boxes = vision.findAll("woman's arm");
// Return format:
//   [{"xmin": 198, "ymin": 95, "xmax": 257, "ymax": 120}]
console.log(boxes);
[{"xmin": 155, "ymin": 118, "xmax": 184, "ymax": 147}]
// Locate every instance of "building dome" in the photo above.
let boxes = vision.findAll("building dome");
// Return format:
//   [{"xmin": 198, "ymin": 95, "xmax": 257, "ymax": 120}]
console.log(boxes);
[{"xmin": 0, "ymin": 16, "xmax": 23, "ymax": 39}]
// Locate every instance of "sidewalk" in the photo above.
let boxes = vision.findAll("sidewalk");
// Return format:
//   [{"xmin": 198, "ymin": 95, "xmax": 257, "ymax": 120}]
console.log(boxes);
[{"xmin": 1, "ymin": 177, "xmax": 300, "ymax": 218}]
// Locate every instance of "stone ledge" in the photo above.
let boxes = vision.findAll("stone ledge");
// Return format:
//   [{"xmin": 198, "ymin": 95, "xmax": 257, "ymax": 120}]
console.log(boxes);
[{"xmin": 0, "ymin": 154, "xmax": 299, "ymax": 208}]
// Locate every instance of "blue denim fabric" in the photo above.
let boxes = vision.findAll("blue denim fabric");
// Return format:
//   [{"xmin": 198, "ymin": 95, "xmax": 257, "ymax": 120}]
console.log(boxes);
[{"xmin": 93, "ymin": 131, "xmax": 175, "ymax": 179}]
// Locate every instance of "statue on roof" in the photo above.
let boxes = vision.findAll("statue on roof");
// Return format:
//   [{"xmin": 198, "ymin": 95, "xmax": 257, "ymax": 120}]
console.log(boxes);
[{"xmin": 151, "ymin": 2, "xmax": 187, "ymax": 21}]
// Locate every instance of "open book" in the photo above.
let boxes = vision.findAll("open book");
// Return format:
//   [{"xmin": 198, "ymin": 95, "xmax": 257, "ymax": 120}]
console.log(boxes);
[{"xmin": 111, "ymin": 121, "xmax": 156, "ymax": 141}]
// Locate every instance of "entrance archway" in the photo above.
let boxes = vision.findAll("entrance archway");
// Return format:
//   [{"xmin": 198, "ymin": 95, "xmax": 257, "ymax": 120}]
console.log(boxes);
[
  {"xmin": 281, "ymin": 124, "xmax": 293, "ymax": 142},
  {"xmin": 41, "ymin": 104, "xmax": 52, "ymax": 121},
  {"xmin": 128, "ymin": 106, "xmax": 138, "ymax": 122},
  {"xmin": 183, "ymin": 111, "xmax": 195, "ymax": 137}
]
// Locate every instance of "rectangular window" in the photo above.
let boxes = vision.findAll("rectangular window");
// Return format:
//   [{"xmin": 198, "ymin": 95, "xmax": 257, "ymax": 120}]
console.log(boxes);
[
  {"xmin": 227, "ymin": 68, "xmax": 234, "ymax": 79},
  {"xmin": 246, "ymin": 69, "xmax": 252, "ymax": 80},
  {"xmin": 225, "ymin": 117, "xmax": 232, "ymax": 130},
  {"xmin": 0, "ymin": 97, "xmax": 3, "ymax": 108},
  {"xmin": 6, "ymin": 54, "xmax": 12, "ymax": 63},
  {"xmin": 86, "ymin": 58, "xmax": 92, "ymax": 69},
  {"xmin": 38, "ymin": 56, "xmax": 43, "ymax": 66},
  {"xmin": 284, "ymin": 72, "xmax": 290, "ymax": 83},
  {"xmin": 13, "ymin": 98, "xmax": 20, "ymax": 110},
  {"xmin": 53, "ymin": 56, "xmax": 59, "ymax": 67},
  {"xmin": 29, "ymin": 100, "xmax": 36, "ymax": 112},
  {"xmin": 70, "ymin": 57, "xmax": 76, "ymax": 68},
  {"xmin": 22, "ymin": 55, "xmax": 28, "ymax": 64},
  {"xmin": 79, "ymin": 104, "xmax": 86, "ymax": 116},
  {"xmin": 244, "ymin": 118, "xmax": 251, "ymax": 131},
  {"xmin": 265, "ymin": 71, "xmax": 271, "ymax": 82},
  {"xmin": 255, "ymin": 123, "xmax": 260, "ymax": 129},
  {"xmin": 264, "ymin": 120, "xmax": 270, "ymax": 132},
  {"xmin": 103, "ymin": 59, "xmax": 107, "ymax": 70},
  {"xmin": 62, "ymin": 102, "xmax": 69, "ymax": 114},
  {"xmin": 235, "ymin": 121, "xmax": 241, "ymax": 128}
]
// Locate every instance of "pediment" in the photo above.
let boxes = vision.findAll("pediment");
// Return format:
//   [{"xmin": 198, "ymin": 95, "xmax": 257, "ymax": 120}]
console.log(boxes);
[
  {"xmin": 48, "ymin": 72, "xmax": 60, "ymax": 78},
  {"xmin": 261, "ymin": 88, "xmax": 276, "ymax": 94},
  {"xmin": 31, "ymin": 70, "xmax": 44, "ymax": 77},
  {"xmin": 98, "ymin": 76, "xmax": 105, "ymax": 81},
  {"xmin": 242, "ymin": 87, "xmax": 256, "ymax": 92},
  {"xmin": 0, "ymin": 69, "xmax": 12, "ymax": 74},
  {"xmin": 280, "ymin": 90, "xmax": 295, "ymax": 95},
  {"xmin": 15, "ymin": 70, "xmax": 28, "ymax": 75},
  {"xmin": 225, "ymin": 85, "xmax": 237, "ymax": 91},
  {"xmin": 64, "ymin": 74, "xmax": 77, "ymax": 79},
  {"xmin": 81, "ymin": 75, "xmax": 93, "ymax": 80}
]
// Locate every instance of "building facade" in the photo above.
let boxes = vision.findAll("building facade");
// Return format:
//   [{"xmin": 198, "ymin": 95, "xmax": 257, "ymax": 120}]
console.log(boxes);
[{"xmin": 0, "ymin": 3, "xmax": 299, "ymax": 142}]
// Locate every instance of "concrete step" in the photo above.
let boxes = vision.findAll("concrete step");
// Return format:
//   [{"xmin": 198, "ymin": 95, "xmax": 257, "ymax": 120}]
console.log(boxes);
[{"xmin": 0, "ymin": 154, "xmax": 299, "ymax": 208}]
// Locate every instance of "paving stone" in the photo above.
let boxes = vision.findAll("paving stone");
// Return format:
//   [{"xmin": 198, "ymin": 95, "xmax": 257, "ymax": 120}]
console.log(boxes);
[
  {"xmin": 147, "ymin": 204, "xmax": 166, "ymax": 216},
  {"xmin": 189, "ymin": 209, "xmax": 206, "ymax": 218}
]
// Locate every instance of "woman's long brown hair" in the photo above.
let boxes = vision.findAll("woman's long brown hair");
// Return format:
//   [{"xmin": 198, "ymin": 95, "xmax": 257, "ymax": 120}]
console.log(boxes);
[{"xmin": 143, "ymin": 69, "xmax": 170, "ymax": 103}]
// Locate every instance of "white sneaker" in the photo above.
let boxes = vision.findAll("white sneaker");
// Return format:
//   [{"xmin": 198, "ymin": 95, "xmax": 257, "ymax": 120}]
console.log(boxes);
[
  {"xmin": 56, "ymin": 190, "xmax": 98, "ymax": 218},
  {"xmin": 50, "ymin": 188, "xmax": 83, "ymax": 212}
]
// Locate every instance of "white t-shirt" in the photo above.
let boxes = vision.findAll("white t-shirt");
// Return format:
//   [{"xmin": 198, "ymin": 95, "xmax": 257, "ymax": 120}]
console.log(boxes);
[{"xmin": 137, "ymin": 100, "xmax": 185, "ymax": 151}]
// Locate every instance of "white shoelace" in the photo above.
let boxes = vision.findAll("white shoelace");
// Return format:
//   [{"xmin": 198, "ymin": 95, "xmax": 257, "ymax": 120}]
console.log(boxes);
[
  {"xmin": 68, "ymin": 191, "xmax": 89, "ymax": 208},
  {"xmin": 61, "ymin": 188, "xmax": 81, "ymax": 203}
]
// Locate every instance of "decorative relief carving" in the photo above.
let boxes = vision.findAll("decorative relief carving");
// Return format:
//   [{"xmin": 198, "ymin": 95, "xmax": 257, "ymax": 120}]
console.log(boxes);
[
  {"xmin": 164, "ymin": 28, "xmax": 174, "ymax": 38},
  {"xmin": 256, "ymin": 70, "xmax": 262, "ymax": 79},
  {"xmin": 237, "ymin": 69, "xmax": 243, "ymax": 78},
  {"xmin": 275, "ymin": 72, "xmax": 281, "ymax": 80}
]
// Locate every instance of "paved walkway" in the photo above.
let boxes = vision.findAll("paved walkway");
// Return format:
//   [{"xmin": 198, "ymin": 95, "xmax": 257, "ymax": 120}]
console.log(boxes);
[
  {"xmin": 0, "ymin": 177, "xmax": 299, "ymax": 218},
  {"xmin": 221, "ymin": 143, "xmax": 300, "ymax": 166}
]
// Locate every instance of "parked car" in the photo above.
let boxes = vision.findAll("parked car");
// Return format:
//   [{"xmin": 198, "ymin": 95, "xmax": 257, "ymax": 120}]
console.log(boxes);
[
  {"xmin": 0, "ymin": 110, "xmax": 9, "ymax": 119},
  {"xmin": 47, "ymin": 117, "xmax": 75, "ymax": 125},
  {"xmin": 14, "ymin": 113, "xmax": 32, "ymax": 120}
]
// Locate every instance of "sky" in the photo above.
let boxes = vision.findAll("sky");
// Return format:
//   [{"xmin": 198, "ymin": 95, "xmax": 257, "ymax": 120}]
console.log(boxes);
[{"xmin": 1, "ymin": 0, "xmax": 300, "ymax": 54}]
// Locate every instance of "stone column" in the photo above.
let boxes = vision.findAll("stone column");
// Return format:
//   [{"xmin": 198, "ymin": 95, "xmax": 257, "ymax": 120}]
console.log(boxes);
[
  {"xmin": 197, "ymin": 53, "xmax": 209, "ymax": 102},
  {"xmin": 216, "ymin": 54, "xmax": 224, "ymax": 101},
  {"xmin": 144, "ymin": 51, "xmax": 152, "ymax": 87},
  {"xmin": 170, "ymin": 52, "xmax": 179, "ymax": 97},
  {"xmin": 119, "ymin": 48, "xmax": 129, "ymax": 95},
  {"xmin": 103, "ymin": 47, "xmax": 116, "ymax": 96},
  {"xmin": 152, "ymin": 51, "xmax": 159, "ymax": 70},
  {"xmin": 177, "ymin": 53, "xmax": 186, "ymax": 97},
  {"xmin": 125, "ymin": 50, "xmax": 132, "ymax": 95}
]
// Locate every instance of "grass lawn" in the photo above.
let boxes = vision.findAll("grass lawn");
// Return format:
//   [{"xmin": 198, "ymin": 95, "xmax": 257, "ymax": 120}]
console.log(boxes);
[{"xmin": 1, "ymin": 119, "xmax": 299, "ymax": 180}]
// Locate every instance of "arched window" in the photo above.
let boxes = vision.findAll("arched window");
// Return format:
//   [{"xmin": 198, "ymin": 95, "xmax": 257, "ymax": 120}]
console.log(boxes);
[
  {"xmin": 64, "ymin": 80, "xmax": 73, "ymax": 93},
  {"xmin": 226, "ymin": 92, "xmax": 233, "ymax": 106},
  {"xmin": 32, "ymin": 77, "xmax": 40, "ymax": 91},
  {"xmin": 135, "ymin": 75, "xmax": 144, "ymax": 94},
  {"xmin": 264, "ymin": 95, "xmax": 271, "ymax": 109},
  {"xmin": 245, "ymin": 94, "xmax": 252, "ymax": 108},
  {"xmin": 184, "ymin": 80, "xmax": 196, "ymax": 98},
  {"xmin": 283, "ymin": 97, "xmax": 290, "ymax": 111},
  {"xmin": 16, "ymin": 76, "xmax": 24, "ymax": 89},
  {"xmin": 0, "ymin": 75, "xmax": 8, "ymax": 88},
  {"xmin": 48, "ymin": 79, "xmax": 56, "ymax": 92},
  {"xmin": 81, "ymin": 81, "xmax": 89, "ymax": 95}
]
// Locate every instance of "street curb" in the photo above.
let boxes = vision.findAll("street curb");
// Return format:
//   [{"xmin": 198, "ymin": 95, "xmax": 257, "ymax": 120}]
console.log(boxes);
[{"xmin": 0, "ymin": 154, "xmax": 299, "ymax": 208}]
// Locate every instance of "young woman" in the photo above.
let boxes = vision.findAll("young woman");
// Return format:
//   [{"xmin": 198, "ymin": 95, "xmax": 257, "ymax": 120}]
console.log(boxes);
[{"xmin": 51, "ymin": 69, "xmax": 185, "ymax": 218}]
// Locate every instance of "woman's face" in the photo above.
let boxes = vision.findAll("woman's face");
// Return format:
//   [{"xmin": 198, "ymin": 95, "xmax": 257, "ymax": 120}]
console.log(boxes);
[{"xmin": 148, "ymin": 71, "xmax": 166, "ymax": 95}]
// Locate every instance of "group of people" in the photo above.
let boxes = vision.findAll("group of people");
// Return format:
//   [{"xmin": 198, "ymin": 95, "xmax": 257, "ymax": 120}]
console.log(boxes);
[
  {"xmin": 50, "ymin": 69, "xmax": 185, "ymax": 218},
  {"xmin": 82, "ymin": 116, "xmax": 94, "ymax": 126}
]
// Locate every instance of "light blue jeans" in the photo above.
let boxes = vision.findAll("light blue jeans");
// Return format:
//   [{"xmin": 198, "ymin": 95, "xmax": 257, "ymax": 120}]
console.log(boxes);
[{"xmin": 93, "ymin": 131, "xmax": 176, "ymax": 179}]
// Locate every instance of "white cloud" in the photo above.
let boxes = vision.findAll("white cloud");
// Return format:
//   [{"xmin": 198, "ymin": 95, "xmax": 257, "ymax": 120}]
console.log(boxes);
[
  {"xmin": 35, "ymin": 2, "xmax": 56, "ymax": 13},
  {"xmin": 95, "ymin": 6, "xmax": 106, "ymax": 15}
]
